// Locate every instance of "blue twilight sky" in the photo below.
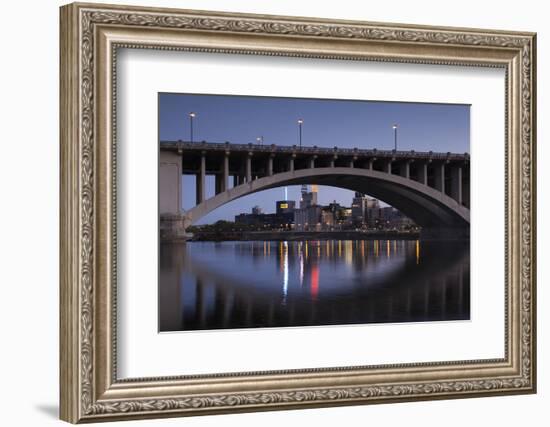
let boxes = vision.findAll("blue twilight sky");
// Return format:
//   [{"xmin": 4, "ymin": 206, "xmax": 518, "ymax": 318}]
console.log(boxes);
[{"xmin": 159, "ymin": 93, "xmax": 470, "ymax": 224}]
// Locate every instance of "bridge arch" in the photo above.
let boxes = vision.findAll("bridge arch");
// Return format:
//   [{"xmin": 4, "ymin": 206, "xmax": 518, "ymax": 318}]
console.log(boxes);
[{"xmin": 185, "ymin": 167, "xmax": 469, "ymax": 235}]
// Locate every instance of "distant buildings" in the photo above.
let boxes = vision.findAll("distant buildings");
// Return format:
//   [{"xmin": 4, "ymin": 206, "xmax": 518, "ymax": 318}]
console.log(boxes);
[
  {"xmin": 234, "ymin": 186, "xmax": 416, "ymax": 231},
  {"xmin": 276, "ymin": 200, "xmax": 296, "ymax": 215},
  {"xmin": 365, "ymin": 202, "xmax": 415, "ymax": 230},
  {"xmin": 320, "ymin": 207, "xmax": 335, "ymax": 228},
  {"xmin": 236, "ymin": 202, "xmax": 293, "ymax": 229},
  {"xmin": 327, "ymin": 201, "xmax": 351, "ymax": 228}
]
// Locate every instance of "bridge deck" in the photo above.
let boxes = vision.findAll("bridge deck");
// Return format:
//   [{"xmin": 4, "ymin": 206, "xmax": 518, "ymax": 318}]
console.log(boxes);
[{"xmin": 160, "ymin": 140, "xmax": 469, "ymax": 161}]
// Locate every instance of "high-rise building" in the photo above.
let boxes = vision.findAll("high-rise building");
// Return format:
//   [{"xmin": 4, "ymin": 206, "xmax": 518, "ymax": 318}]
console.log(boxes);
[
  {"xmin": 366, "ymin": 198, "xmax": 379, "ymax": 209},
  {"xmin": 325, "ymin": 201, "xmax": 352, "ymax": 229},
  {"xmin": 300, "ymin": 184, "xmax": 308, "ymax": 202},
  {"xmin": 295, "ymin": 185, "xmax": 321, "ymax": 230},
  {"xmin": 321, "ymin": 207, "xmax": 335, "ymax": 230},
  {"xmin": 300, "ymin": 184, "xmax": 318, "ymax": 208},
  {"xmin": 294, "ymin": 205, "xmax": 322, "ymax": 231},
  {"xmin": 351, "ymin": 192, "xmax": 367, "ymax": 226},
  {"xmin": 365, "ymin": 198, "xmax": 381, "ymax": 228},
  {"xmin": 252, "ymin": 205, "xmax": 262, "ymax": 215}
]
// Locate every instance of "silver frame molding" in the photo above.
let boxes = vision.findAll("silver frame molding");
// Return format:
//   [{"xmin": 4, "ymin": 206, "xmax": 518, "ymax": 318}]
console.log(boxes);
[{"xmin": 60, "ymin": 2, "xmax": 537, "ymax": 423}]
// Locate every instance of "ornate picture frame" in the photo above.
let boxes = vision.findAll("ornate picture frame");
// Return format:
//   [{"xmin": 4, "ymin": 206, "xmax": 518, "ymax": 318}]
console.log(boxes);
[{"xmin": 60, "ymin": 2, "xmax": 536, "ymax": 423}]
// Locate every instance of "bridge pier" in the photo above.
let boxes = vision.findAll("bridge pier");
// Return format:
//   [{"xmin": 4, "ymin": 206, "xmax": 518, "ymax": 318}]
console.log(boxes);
[
  {"xmin": 367, "ymin": 158, "xmax": 375, "ymax": 170},
  {"xmin": 267, "ymin": 154, "xmax": 274, "ymax": 176},
  {"xmin": 385, "ymin": 159, "xmax": 393, "ymax": 174},
  {"xmin": 222, "ymin": 153, "xmax": 229, "ymax": 192},
  {"xmin": 196, "ymin": 151, "xmax": 206, "ymax": 204},
  {"xmin": 246, "ymin": 153, "xmax": 252, "ymax": 183},
  {"xmin": 159, "ymin": 150, "xmax": 182, "ymax": 215},
  {"xmin": 434, "ymin": 162, "xmax": 445, "ymax": 193},
  {"xmin": 463, "ymin": 175, "xmax": 470, "ymax": 208},
  {"xmin": 399, "ymin": 160, "xmax": 411, "ymax": 179},
  {"xmin": 418, "ymin": 162, "xmax": 428, "ymax": 185},
  {"xmin": 159, "ymin": 150, "xmax": 192, "ymax": 241},
  {"xmin": 160, "ymin": 213, "xmax": 192, "ymax": 241},
  {"xmin": 450, "ymin": 166, "xmax": 463, "ymax": 205}
]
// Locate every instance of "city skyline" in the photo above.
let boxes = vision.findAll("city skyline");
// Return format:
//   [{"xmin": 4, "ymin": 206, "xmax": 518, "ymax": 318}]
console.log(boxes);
[
  {"xmin": 159, "ymin": 93, "xmax": 470, "ymax": 224},
  {"xmin": 224, "ymin": 190, "xmax": 415, "ymax": 235}
]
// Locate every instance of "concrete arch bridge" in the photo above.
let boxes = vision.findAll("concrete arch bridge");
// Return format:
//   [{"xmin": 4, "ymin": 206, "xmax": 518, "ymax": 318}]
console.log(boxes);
[{"xmin": 159, "ymin": 141, "xmax": 470, "ymax": 240}]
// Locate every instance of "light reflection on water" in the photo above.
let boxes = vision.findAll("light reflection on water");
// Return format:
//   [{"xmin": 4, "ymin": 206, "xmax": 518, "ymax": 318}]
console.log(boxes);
[{"xmin": 159, "ymin": 239, "xmax": 470, "ymax": 332}]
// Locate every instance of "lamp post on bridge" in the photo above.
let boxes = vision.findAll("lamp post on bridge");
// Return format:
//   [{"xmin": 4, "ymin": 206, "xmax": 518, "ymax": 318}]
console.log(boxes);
[
  {"xmin": 189, "ymin": 112, "xmax": 196, "ymax": 142},
  {"xmin": 392, "ymin": 123, "xmax": 398, "ymax": 151},
  {"xmin": 297, "ymin": 118, "xmax": 304, "ymax": 147}
]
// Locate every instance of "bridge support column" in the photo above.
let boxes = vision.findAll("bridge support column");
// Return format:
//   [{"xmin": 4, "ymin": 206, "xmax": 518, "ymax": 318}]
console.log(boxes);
[
  {"xmin": 308, "ymin": 155, "xmax": 317, "ymax": 169},
  {"xmin": 399, "ymin": 161, "xmax": 411, "ymax": 179},
  {"xmin": 288, "ymin": 156, "xmax": 295, "ymax": 172},
  {"xmin": 159, "ymin": 150, "xmax": 182, "ymax": 215},
  {"xmin": 267, "ymin": 154, "xmax": 274, "ymax": 176},
  {"xmin": 159, "ymin": 151, "xmax": 190, "ymax": 241},
  {"xmin": 434, "ymin": 163, "xmax": 445, "ymax": 193},
  {"xmin": 450, "ymin": 166, "xmax": 463, "ymax": 205},
  {"xmin": 246, "ymin": 153, "xmax": 252, "ymax": 183},
  {"xmin": 367, "ymin": 158, "xmax": 375, "ymax": 170},
  {"xmin": 196, "ymin": 151, "xmax": 206, "ymax": 204},
  {"xmin": 463, "ymin": 175, "xmax": 470, "ymax": 208},
  {"xmin": 385, "ymin": 159, "xmax": 393, "ymax": 174},
  {"xmin": 419, "ymin": 162, "xmax": 428, "ymax": 185},
  {"xmin": 330, "ymin": 155, "xmax": 337, "ymax": 168},
  {"xmin": 222, "ymin": 153, "xmax": 229, "ymax": 192}
]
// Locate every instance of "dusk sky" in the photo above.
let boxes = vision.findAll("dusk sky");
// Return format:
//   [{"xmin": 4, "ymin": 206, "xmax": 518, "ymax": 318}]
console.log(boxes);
[{"xmin": 159, "ymin": 93, "xmax": 470, "ymax": 224}]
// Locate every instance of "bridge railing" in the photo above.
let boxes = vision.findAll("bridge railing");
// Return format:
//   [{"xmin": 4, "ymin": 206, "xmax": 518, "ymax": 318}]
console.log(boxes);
[{"xmin": 160, "ymin": 140, "xmax": 470, "ymax": 161}]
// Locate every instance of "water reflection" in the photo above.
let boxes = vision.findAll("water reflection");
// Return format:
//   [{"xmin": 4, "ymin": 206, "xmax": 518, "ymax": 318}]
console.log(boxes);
[{"xmin": 159, "ymin": 240, "xmax": 470, "ymax": 332}]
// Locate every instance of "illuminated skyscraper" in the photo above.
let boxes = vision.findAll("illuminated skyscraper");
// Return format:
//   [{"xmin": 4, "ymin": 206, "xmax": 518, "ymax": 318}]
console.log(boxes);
[
  {"xmin": 351, "ymin": 192, "xmax": 367, "ymax": 226},
  {"xmin": 300, "ymin": 184, "xmax": 318, "ymax": 208},
  {"xmin": 295, "ymin": 185, "xmax": 320, "ymax": 230}
]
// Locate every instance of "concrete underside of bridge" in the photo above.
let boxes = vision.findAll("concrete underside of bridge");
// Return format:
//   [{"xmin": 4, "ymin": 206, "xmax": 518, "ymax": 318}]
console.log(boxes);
[{"xmin": 162, "ymin": 167, "xmax": 470, "ymax": 241}]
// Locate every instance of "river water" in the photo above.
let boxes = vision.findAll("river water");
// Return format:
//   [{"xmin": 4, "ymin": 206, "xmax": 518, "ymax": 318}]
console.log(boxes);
[{"xmin": 159, "ymin": 239, "xmax": 470, "ymax": 332}]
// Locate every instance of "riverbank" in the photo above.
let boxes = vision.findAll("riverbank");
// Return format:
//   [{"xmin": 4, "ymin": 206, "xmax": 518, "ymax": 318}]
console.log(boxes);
[{"xmin": 189, "ymin": 230, "xmax": 420, "ymax": 242}]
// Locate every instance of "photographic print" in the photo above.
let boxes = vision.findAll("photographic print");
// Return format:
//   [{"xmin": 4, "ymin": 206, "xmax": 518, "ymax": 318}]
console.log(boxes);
[
  {"xmin": 158, "ymin": 94, "xmax": 470, "ymax": 332},
  {"xmin": 60, "ymin": 4, "xmax": 536, "ymax": 421}
]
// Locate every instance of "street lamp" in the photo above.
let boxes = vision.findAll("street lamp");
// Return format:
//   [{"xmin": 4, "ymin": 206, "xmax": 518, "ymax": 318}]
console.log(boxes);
[
  {"xmin": 392, "ymin": 123, "xmax": 398, "ymax": 151},
  {"xmin": 297, "ymin": 118, "xmax": 304, "ymax": 147},
  {"xmin": 189, "ymin": 112, "xmax": 196, "ymax": 142}
]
